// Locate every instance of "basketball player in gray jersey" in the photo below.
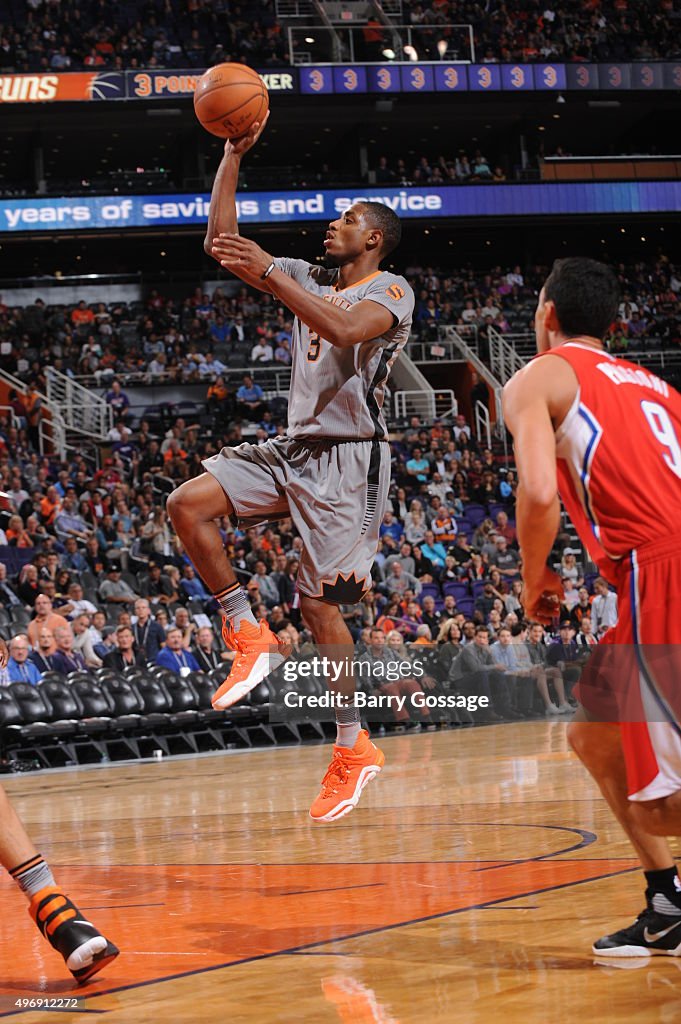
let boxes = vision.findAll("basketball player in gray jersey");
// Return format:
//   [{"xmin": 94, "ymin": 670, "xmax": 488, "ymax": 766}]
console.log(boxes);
[{"xmin": 168, "ymin": 114, "xmax": 415, "ymax": 822}]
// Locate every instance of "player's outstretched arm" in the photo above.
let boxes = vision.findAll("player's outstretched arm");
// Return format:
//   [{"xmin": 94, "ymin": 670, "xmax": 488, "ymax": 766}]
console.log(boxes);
[
  {"xmin": 204, "ymin": 114, "xmax": 270, "ymax": 291},
  {"xmin": 503, "ymin": 358, "xmax": 568, "ymax": 623},
  {"xmin": 211, "ymin": 234, "xmax": 394, "ymax": 346}
]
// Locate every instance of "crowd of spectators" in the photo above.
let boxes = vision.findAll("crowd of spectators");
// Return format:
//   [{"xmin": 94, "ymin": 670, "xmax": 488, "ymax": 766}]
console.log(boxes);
[
  {"xmin": 1, "ymin": 0, "xmax": 679, "ymax": 75},
  {"xmin": 373, "ymin": 150, "xmax": 507, "ymax": 187},
  {"xmin": 407, "ymin": 256, "xmax": 681, "ymax": 349},
  {"xmin": 0, "ymin": 375, "xmax": 611, "ymax": 728},
  {"xmin": 0, "ymin": 257, "xmax": 678, "ymax": 399},
  {"xmin": 0, "ymin": 0, "xmax": 287, "ymax": 75}
]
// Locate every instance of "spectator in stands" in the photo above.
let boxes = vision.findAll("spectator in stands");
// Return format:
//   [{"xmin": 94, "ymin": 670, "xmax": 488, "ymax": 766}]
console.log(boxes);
[
  {"xmin": 27, "ymin": 594, "xmax": 69, "ymax": 652},
  {"xmin": 180, "ymin": 565, "xmax": 211, "ymax": 605},
  {"xmin": 381, "ymin": 561, "xmax": 421, "ymax": 598},
  {"xmin": 132, "ymin": 598, "xmax": 165, "ymax": 661},
  {"xmin": 547, "ymin": 621, "xmax": 583, "ymax": 699},
  {"xmin": 494, "ymin": 510, "xmax": 516, "ymax": 545},
  {"xmin": 236, "ymin": 374, "xmax": 267, "ymax": 419},
  {"xmin": 456, "ymin": 625, "xmax": 512, "ymax": 721},
  {"xmin": 155, "ymin": 627, "xmax": 200, "ymax": 675},
  {"xmin": 0, "ymin": 562, "xmax": 21, "ymax": 607},
  {"xmin": 420, "ymin": 594, "xmax": 441, "ymax": 638},
  {"xmin": 489, "ymin": 535, "xmax": 521, "ymax": 579},
  {"xmin": 139, "ymin": 562, "xmax": 177, "ymax": 606},
  {"xmin": 577, "ymin": 617, "xmax": 598, "ymax": 646},
  {"xmin": 172, "ymin": 607, "xmax": 196, "ymax": 650},
  {"xmin": 51, "ymin": 625, "xmax": 88, "ymax": 675},
  {"xmin": 7, "ymin": 634, "xmax": 41, "ymax": 685},
  {"xmin": 103, "ymin": 625, "xmax": 147, "ymax": 671},
  {"xmin": 141, "ymin": 509, "xmax": 173, "ymax": 559},
  {"xmin": 560, "ymin": 549, "xmax": 584, "ymax": 586},
  {"xmin": 250, "ymin": 336, "xmax": 273, "ymax": 364},
  {"xmin": 404, "ymin": 507, "xmax": 427, "ymax": 546},
  {"xmin": 99, "ymin": 566, "xmax": 138, "ymax": 609},
  {"xmin": 29, "ymin": 628, "xmax": 56, "ymax": 674},
  {"xmin": 526, "ymin": 623, "xmax": 571, "ymax": 714},
  {"xmin": 192, "ymin": 626, "xmax": 230, "ymax": 673},
  {"xmin": 60, "ymin": 537, "xmax": 89, "ymax": 574},
  {"xmin": 356, "ymin": 628, "xmax": 434, "ymax": 730},
  {"xmin": 591, "ymin": 577, "xmax": 619, "ymax": 638},
  {"xmin": 406, "ymin": 447, "xmax": 430, "ymax": 483},
  {"xmin": 60, "ymin": 583, "xmax": 98, "ymax": 619},
  {"xmin": 379, "ymin": 511, "xmax": 404, "ymax": 546},
  {"xmin": 104, "ymin": 380, "xmax": 130, "ymax": 418},
  {"xmin": 71, "ymin": 613, "xmax": 102, "ymax": 668},
  {"xmin": 420, "ymin": 530, "xmax": 448, "ymax": 569}
]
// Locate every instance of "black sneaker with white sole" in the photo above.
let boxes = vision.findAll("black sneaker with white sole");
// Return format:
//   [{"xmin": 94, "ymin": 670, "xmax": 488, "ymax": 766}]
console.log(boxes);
[{"xmin": 594, "ymin": 903, "xmax": 681, "ymax": 957}]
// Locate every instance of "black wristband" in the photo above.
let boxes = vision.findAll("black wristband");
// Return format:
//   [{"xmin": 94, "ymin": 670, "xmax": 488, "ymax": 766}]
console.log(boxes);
[{"xmin": 261, "ymin": 261, "xmax": 276, "ymax": 280}]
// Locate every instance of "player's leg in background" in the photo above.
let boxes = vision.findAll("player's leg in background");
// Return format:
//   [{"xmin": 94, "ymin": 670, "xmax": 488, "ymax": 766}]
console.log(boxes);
[
  {"xmin": 167, "ymin": 472, "xmax": 288, "ymax": 709},
  {"xmin": 301, "ymin": 596, "xmax": 385, "ymax": 823},
  {"xmin": 167, "ymin": 473, "xmax": 239, "ymax": 595},
  {"xmin": 300, "ymin": 596, "xmax": 359, "ymax": 745},
  {"xmin": 568, "ymin": 714, "xmax": 681, "ymax": 955},
  {"xmin": 568, "ymin": 715, "xmax": 675, "ymax": 867},
  {"xmin": 0, "ymin": 784, "xmax": 118, "ymax": 981}
]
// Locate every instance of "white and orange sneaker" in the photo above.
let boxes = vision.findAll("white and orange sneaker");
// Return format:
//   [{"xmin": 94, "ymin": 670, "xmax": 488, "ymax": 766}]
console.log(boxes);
[
  {"xmin": 212, "ymin": 619, "xmax": 289, "ymax": 710},
  {"xmin": 309, "ymin": 730, "xmax": 385, "ymax": 823}
]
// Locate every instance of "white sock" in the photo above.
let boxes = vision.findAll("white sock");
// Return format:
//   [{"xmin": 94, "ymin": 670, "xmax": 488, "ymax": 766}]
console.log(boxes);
[{"xmin": 336, "ymin": 722, "xmax": 361, "ymax": 748}]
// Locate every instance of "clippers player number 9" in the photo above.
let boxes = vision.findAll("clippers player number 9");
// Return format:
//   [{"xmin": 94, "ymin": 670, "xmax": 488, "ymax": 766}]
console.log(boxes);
[{"xmin": 641, "ymin": 400, "xmax": 681, "ymax": 479}]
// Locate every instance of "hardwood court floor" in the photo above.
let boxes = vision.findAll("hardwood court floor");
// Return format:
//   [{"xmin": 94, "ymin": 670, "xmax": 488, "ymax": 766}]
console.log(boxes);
[{"xmin": 1, "ymin": 722, "xmax": 679, "ymax": 1024}]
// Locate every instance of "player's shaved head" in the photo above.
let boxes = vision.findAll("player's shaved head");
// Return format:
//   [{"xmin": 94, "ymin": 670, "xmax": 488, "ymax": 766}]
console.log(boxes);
[{"xmin": 357, "ymin": 202, "xmax": 402, "ymax": 258}]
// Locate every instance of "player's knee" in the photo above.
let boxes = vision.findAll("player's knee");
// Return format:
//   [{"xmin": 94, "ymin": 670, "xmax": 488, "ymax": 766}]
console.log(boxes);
[
  {"xmin": 167, "ymin": 481, "xmax": 204, "ymax": 527},
  {"xmin": 629, "ymin": 799, "xmax": 674, "ymax": 836}
]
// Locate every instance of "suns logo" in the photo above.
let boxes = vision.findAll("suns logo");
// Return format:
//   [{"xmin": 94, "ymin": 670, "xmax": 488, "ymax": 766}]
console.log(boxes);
[
  {"xmin": 542, "ymin": 66, "xmax": 558, "ymax": 88},
  {"xmin": 444, "ymin": 67, "xmax": 459, "ymax": 89},
  {"xmin": 510, "ymin": 66, "xmax": 525, "ymax": 88}
]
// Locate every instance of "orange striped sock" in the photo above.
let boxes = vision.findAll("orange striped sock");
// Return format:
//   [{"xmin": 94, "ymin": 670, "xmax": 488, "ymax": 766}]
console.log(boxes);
[{"xmin": 214, "ymin": 581, "xmax": 257, "ymax": 631}]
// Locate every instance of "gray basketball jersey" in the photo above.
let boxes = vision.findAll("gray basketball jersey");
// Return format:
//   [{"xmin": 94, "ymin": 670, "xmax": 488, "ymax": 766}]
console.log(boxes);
[{"xmin": 273, "ymin": 257, "xmax": 414, "ymax": 440}]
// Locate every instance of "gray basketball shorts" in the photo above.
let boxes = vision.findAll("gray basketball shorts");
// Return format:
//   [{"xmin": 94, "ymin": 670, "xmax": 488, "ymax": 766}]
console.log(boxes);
[{"xmin": 202, "ymin": 435, "xmax": 390, "ymax": 603}]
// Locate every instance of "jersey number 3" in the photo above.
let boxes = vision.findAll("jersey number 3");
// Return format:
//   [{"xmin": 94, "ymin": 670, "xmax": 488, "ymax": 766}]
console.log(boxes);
[
  {"xmin": 307, "ymin": 332, "xmax": 322, "ymax": 361},
  {"xmin": 642, "ymin": 400, "xmax": 681, "ymax": 479}
]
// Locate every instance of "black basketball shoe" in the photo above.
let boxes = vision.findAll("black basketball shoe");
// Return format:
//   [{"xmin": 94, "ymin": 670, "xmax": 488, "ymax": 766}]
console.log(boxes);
[
  {"xmin": 29, "ymin": 887, "xmax": 119, "ymax": 983},
  {"xmin": 594, "ymin": 898, "xmax": 681, "ymax": 958}
]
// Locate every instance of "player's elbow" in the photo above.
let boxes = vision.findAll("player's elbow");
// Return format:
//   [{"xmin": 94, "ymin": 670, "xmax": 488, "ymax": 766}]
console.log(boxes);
[{"xmin": 328, "ymin": 324, "xmax": 360, "ymax": 348}]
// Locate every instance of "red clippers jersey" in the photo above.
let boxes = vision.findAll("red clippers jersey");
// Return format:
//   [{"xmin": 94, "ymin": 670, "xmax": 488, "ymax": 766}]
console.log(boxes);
[{"xmin": 541, "ymin": 342, "xmax": 681, "ymax": 576}]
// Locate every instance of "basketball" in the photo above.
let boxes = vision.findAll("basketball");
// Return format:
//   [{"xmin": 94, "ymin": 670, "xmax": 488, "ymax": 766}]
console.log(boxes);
[{"xmin": 193, "ymin": 62, "xmax": 269, "ymax": 139}]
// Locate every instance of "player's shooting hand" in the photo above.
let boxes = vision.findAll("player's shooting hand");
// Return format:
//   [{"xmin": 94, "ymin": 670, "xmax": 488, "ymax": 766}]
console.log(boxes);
[
  {"xmin": 225, "ymin": 110, "xmax": 270, "ymax": 158},
  {"xmin": 0, "ymin": 638, "xmax": 8, "ymax": 669},
  {"xmin": 522, "ymin": 567, "xmax": 563, "ymax": 625},
  {"xmin": 212, "ymin": 234, "xmax": 274, "ymax": 278}
]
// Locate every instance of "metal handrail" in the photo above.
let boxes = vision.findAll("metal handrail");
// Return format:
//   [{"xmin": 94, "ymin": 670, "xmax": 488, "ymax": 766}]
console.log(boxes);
[{"xmin": 287, "ymin": 22, "xmax": 475, "ymax": 64}]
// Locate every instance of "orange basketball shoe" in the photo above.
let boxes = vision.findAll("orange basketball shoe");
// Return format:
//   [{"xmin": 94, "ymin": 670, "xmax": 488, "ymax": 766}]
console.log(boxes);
[
  {"xmin": 29, "ymin": 887, "xmax": 119, "ymax": 983},
  {"xmin": 212, "ymin": 618, "xmax": 289, "ymax": 709},
  {"xmin": 309, "ymin": 730, "xmax": 385, "ymax": 822}
]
